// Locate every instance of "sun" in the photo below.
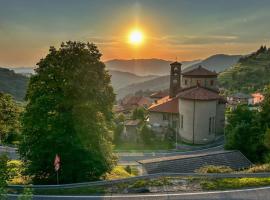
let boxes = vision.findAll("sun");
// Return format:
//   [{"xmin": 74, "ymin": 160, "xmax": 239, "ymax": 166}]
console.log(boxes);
[{"xmin": 129, "ymin": 29, "xmax": 143, "ymax": 45}]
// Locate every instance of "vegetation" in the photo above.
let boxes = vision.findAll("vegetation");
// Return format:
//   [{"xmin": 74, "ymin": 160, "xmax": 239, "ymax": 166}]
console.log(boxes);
[
  {"xmin": 0, "ymin": 155, "xmax": 9, "ymax": 199},
  {"xmin": 219, "ymin": 46, "xmax": 270, "ymax": 94},
  {"xmin": 225, "ymin": 85, "xmax": 270, "ymax": 163},
  {"xmin": 196, "ymin": 165, "xmax": 233, "ymax": 174},
  {"xmin": 18, "ymin": 41, "xmax": 116, "ymax": 184},
  {"xmin": 0, "ymin": 92, "xmax": 22, "ymax": 145},
  {"xmin": 105, "ymin": 166, "xmax": 133, "ymax": 180},
  {"xmin": 0, "ymin": 68, "xmax": 28, "ymax": 101},
  {"xmin": 201, "ymin": 177, "xmax": 270, "ymax": 190},
  {"xmin": 225, "ymin": 105, "xmax": 266, "ymax": 162},
  {"xmin": 132, "ymin": 107, "xmax": 147, "ymax": 121}
]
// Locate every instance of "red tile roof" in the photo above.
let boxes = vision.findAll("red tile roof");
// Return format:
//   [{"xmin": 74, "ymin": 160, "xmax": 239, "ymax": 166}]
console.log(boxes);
[
  {"xmin": 177, "ymin": 86, "xmax": 222, "ymax": 101},
  {"xmin": 182, "ymin": 65, "xmax": 217, "ymax": 77},
  {"xmin": 148, "ymin": 96, "xmax": 179, "ymax": 114},
  {"xmin": 150, "ymin": 91, "xmax": 169, "ymax": 99}
]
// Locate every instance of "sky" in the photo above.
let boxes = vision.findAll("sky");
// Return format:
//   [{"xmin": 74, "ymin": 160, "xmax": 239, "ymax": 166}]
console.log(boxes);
[{"xmin": 1, "ymin": 0, "xmax": 270, "ymax": 67}]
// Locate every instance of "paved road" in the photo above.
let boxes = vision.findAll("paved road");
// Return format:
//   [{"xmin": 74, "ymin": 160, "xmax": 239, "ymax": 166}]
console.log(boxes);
[
  {"xmin": 0, "ymin": 144, "xmax": 224, "ymax": 164},
  {"xmin": 118, "ymin": 145, "xmax": 224, "ymax": 165},
  {"xmin": 8, "ymin": 186, "xmax": 270, "ymax": 199},
  {"xmin": 0, "ymin": 146, "xmax": 17, "ymax": 159}
]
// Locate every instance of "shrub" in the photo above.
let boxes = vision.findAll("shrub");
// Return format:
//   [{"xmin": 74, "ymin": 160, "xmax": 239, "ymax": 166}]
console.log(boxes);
[
  {"xmin": 246, "ymin": 164, "xmax": 270, "ymax": 173},
  {"xmin": 196, "ymin": 165, "xmax": 233, "ymax": 174}
]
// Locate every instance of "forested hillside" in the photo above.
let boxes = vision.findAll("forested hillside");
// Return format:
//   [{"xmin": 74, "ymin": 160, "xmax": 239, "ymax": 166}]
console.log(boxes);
[
  {"xmin": 0, "ymin": 68, "xmax": 28, "ymax": 101},
  {"xmin": 218, "ymin": 46, "xmax": 270, "ymax": 93}
]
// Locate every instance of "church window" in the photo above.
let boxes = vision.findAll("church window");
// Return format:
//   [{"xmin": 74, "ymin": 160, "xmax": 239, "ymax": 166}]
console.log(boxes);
[
  {"xmin": 180, "ymin": 114, "xmax": 184, "ymax": 129},
  {"xmin": 163, "ymin": 113, "xmax": 168, "ymax": 120},
  {"xmin": 209, "ymin": 117, "xmax": 212, "ymax": 134}
]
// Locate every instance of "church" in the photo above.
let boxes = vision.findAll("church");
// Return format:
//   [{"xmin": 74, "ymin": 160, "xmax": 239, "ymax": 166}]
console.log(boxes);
[{"xmin": 148, "ymin": 62, "xmax": 226, "ymax": 144}]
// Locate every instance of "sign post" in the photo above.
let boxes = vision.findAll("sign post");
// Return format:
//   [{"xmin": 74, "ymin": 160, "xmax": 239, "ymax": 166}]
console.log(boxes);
[{"xmin": 54, "ymin": 154, "xmax": 60, "ymax": 184}]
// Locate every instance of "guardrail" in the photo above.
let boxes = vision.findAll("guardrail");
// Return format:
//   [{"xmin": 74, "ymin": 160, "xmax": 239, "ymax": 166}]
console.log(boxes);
[{"xmin": 8, "ymin": 172, "xmax": 270, "ymax": 190}]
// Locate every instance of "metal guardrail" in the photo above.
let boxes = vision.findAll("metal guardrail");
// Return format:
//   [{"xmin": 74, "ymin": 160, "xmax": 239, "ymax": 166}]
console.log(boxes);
[{"xmin": 8, "ymin": 172, "xmax": 270, "ymax": 190}]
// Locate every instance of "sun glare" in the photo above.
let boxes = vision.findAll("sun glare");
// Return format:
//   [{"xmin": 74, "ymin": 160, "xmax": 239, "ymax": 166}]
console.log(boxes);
[{"xmin": 129, "ymin": 29, "xmax": 143, "ymax": 45}]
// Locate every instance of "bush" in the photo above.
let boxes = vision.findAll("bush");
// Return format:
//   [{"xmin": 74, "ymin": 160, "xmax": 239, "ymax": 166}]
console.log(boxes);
[
  {"xmin": 105, "ymin": 166, "xmax": 132, "ymax": 180},
  {"xmin": 246, "ymin": 164, "xmax": 270, "ymax": 173},
  {"xmin": 125, "ymin": 165, "xmax": 132, "ymax": 174},
  {"xmin": 196, "ymin": 165, "xmax": 233, "ymax": 174}
]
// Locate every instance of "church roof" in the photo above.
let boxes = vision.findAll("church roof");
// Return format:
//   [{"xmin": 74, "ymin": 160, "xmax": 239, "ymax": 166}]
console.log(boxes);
[
  {"xmin": 148, "ymin": 96, "xmax": 179, "ymax": 114},
  {"xmin": 177, "ymin": 86, "xmax": 222, "ymax": 101},
  {"xmin": 182, "ymin": 65, "xmax": 217, "ymax": 77},
  {"xmin": 150, "ymin": 90, "xmax": 169, "ymax": 99}
]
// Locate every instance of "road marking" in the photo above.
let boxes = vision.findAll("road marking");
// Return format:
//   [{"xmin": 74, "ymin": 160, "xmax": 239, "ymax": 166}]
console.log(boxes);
[{"xmin": 7, "ymin": 185, "xmax": 270, "ymax": 198}]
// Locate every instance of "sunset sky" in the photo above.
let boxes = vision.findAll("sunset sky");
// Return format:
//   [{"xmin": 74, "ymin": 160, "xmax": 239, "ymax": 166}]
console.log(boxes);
[{"xmin": 1, "ymin": 0, "xmax": 270, "ymax": 67}]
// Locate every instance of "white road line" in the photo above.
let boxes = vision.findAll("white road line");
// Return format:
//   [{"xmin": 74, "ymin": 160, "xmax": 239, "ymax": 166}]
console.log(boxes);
[{"xmin": 7, "ymin": 185, "xmax": 270, "ymax": 198}]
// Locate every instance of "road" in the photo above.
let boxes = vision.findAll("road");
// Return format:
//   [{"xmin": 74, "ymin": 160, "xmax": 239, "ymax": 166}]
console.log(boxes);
[
  {"xmin": 0, "ymin": 144, "xmax": 224, "ymax": 164},
  {"xmin": 8, "ymin": 186, "xmax": 270, "ymax": 199},
  {"xmin": 0, "ymin": 145, "xmax": 17, "ymax": 159}
]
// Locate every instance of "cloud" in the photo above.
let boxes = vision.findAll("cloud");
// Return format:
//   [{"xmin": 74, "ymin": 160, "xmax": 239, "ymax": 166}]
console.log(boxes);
[{"xmin": 86, "ymin": 36, "xmax": 120, "ymax": 45}]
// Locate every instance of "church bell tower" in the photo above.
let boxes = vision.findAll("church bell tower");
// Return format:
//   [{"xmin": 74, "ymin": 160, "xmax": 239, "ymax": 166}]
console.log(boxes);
[{"xmin": 169, "ymin": 61, "xmax": 182, "ymax": 98}]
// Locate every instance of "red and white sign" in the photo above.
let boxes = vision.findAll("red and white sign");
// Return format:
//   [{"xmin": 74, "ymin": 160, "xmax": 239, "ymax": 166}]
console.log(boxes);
[{"xmin": 54, "ymin": 154, "xmax": 60, "ymax": 172}]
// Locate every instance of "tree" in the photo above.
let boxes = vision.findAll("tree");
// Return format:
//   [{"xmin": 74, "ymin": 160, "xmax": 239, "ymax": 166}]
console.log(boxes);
[
  {"xmin": 0, "ymin": 154, "xmax": 9, "ymax": 200},
  {"xmin": 140, "ymin": 124, "xmax": 153, "ymax": 145},
  {"xmin": 260, "ymin": 85, "xmax": 270, "ymax": 129},
  {"xmin": 19, "ymin": 41, "xmax": 116, "ymax": 184},
  {"xmin": 0, "ymin": 93, "xmax": 21, "ymax": 144},
  {"xmin": 225, "ymin": 105, "xmax": 266, "ymax": 162},
  {"xmin": 132, "ymin": 107, "xmax": 146, "ymax": 121}
]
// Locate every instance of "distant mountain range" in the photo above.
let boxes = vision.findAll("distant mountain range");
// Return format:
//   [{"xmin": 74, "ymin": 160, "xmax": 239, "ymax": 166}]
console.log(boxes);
[
  {"xmin": 114, "ymin": 54, "xmax": 242, "ymax": 99},
  {"xmin": 105, "ymin": 59, "xmax": 200, "ymax": 76},
  {"xmin": 0, "ymin": 68, "xmax": 28, "ymax": 101},
  {"xmin": 3, "ymin": 53, "xmax": 242, "ymax": 101}
]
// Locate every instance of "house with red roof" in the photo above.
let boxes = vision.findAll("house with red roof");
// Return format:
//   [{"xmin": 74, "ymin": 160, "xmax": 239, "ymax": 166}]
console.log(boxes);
[{"xmin": 148, "ymin": 62, "xmax": 226, "ymax": 144}]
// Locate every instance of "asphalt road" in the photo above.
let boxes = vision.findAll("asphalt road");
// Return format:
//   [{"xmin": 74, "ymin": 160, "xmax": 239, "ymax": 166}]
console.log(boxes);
[
  {"xmin": 0, "ymin": 144, "xmax": 224, "ymax": 164},
  {"xmin": 8, "ymin": 186, "xmax": 270, "ymax": 200}
]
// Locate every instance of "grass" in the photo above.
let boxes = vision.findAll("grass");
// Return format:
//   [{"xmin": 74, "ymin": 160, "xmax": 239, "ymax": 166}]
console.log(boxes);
[{"xmin": 201, "ymin": 177, "xmax": 270, "ymax": 190}]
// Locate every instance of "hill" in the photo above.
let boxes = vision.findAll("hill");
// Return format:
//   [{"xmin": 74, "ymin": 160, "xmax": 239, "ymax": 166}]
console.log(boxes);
[
  {"xmin": 183, "ymin": 54, "xmax": 241, "ymax": 73},
  {"xmin": 105, "ymin": 58, "xmax": 200, "ymax": 76},
  {"xmin": 0, "ymin": 68, "xmax": 28, "ymax": 101},
  {"xmin": 108, "ymin": 70, "xmax": 158, "ymax": 90},
  {"xmin": 218, "ymin": 46, "xmax": 270, "ymax": 93}
]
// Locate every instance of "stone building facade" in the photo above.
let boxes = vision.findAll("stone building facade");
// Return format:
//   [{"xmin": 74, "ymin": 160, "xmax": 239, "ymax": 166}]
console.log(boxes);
[{"xmin": 148, "ymin": 62, "xmax": 226, "ymax": 144}]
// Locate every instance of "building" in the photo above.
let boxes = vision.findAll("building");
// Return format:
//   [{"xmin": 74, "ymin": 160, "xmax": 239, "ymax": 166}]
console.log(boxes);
[
  {"xmin": 122, "ymin": 119, "xmax": 141, "ymax": 142},
  {"xmin": 227, "ymin": 92, "xmax": 252, "ymax": 105},
  {"xmin": 251, "ymin": 92, "xmax": 264, "ymax": 105},
  {"xmin": 148, "ymin": 62, "xmax": 226, "ymax": 144},
  {"xmin": 149, "ymin": 90, "xmax": 169, "ymax": 101},
  {"xmin": 120, "ymin": 95, "xmax": 152, "ymax": 112}
]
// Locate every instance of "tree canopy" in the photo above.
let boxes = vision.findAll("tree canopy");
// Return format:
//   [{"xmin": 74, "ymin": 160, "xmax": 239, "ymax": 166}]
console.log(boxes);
[
  {"xmin": 0, "ymin": 92, "xmax": 21, "ymax": 144},
  {"xmin": 19, "ymin": 41, "xmax": 116, "ymax": 184},
  {"xmin": 225, "ymin": 85, "xmax": 270, "ymax": 162}
]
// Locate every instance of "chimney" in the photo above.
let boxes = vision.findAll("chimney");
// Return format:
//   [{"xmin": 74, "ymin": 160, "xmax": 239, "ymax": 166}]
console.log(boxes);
[{"xmin": 169, "ymin": 61, "xmax": 182, "ymax": 98}]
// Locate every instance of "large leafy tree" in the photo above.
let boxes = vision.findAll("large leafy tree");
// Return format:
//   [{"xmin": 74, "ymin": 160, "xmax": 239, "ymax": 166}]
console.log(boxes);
[
  {"xmin": 19, "ymin": 41, "xmax": 116, "ymax": 184},
  {"xmin": 0, "ymin": 92, "xmax": 21, "ymax": 144},
  {"xmin": 225, "ymin": 105, "xmax": 266, "ymax": 162}
]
